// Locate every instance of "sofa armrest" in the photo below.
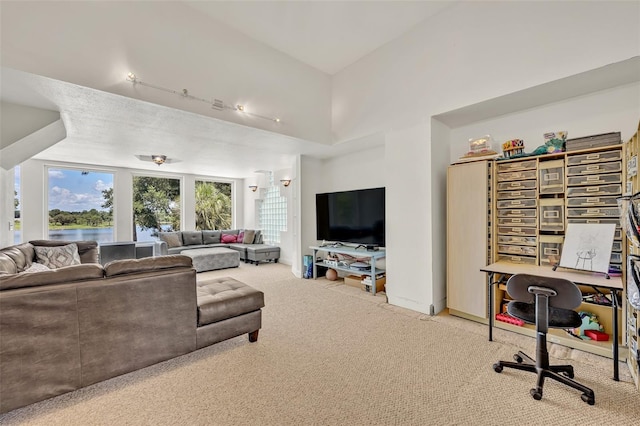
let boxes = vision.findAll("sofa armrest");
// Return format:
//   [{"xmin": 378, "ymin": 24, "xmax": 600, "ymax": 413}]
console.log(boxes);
[
  {"xmin": 104, "ymin": 255, "xmax": 192, "ymax": 277},
  {"xmin": 156, "ymin": 240, "xmax": 169, "ymax": 256}
]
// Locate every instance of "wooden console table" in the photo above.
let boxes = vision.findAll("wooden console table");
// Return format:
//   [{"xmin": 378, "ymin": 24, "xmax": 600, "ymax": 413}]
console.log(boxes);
[{"xmin": 481, "ymin": 261, "xmax": 623, "ymax": 381}]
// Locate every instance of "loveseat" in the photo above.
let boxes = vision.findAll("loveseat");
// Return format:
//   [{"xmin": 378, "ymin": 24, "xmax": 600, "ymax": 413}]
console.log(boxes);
[
  {"xmin": 0, "ymin": 240, "xmax": 264, "ymax": 414},
  {"xmin": 158, "ymin": 229, "xmax": 280, "ymax": 265}
]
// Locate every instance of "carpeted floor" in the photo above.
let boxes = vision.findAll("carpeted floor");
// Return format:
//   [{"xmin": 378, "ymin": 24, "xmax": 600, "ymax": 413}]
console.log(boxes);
[{"xmin": 1, "ymin": 263, "xmax": 639, "ymax": 425}]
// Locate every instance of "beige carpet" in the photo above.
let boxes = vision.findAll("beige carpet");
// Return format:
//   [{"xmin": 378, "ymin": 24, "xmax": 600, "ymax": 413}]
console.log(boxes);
[{"xmin": 1, "ymin": 263, "xmax": 639, "ymax": 425}]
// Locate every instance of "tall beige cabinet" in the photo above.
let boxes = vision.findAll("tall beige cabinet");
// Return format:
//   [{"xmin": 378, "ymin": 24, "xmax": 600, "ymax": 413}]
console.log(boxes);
[{"xmin": 446, "ymin": 160, "xmax": 493, "ymax": 320}]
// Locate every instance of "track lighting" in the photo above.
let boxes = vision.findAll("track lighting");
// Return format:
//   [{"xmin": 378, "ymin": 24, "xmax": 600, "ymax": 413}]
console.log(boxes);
[{"xmin": 126, "ymin": 72, "xmax": 280, "ymax": 123}]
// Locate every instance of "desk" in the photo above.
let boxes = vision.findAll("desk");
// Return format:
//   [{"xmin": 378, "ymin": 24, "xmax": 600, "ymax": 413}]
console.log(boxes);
[{"xmin": 481, "ymin": 261, "xmax": 623, "ymax": 381}]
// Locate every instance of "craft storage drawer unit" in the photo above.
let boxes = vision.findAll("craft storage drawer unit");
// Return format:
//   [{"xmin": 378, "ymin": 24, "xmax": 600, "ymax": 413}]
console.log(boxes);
[
  {"xmin": 567, "ymin": 207, "xmax": 619, "ymax": 218},
  {"xmin": 496, "ymin": 189, "xmax": 536, "ymax": 200},
  {"xmin": 610, "ymin": 252, "xmax": 622, "ymax": 264},
  {"xmin": 496, "ymin": 169, "xmax": 537, "ymax": 182},
  {"xmin": 567, "ymin": 218, "xmax": 622, "ymax": 240},
  {"xmin": 566, "ymin": 196, "xmax": 618, "ymax": 207},
  {"xmin": 539, "ymin": 159, "xmax": 564, "ymax": 194},
  {"xmin": 539, "ymin": 235, "xmax": 563, "ymax": 266},
  {"xmin": 498, "ymin": 217, "xmax": 537, "ymax": 227},
  {"xmin": 497, "ymin": 244, "xmax": 537, "ymax": 256},
  {"xmin": 567, "ymin": 149, "xmax": 622, "ymax": 166},
  {"xmin": 496, "ymin": 199, "xmax": 537, "ymax": 209},
  {"xmin": 497, "ymin": 254, "xmax": 536, "ymax": 265},
  {"xmin": 497, "ymin": 235, "xmax": 537, "ymax": 246},
  {"xmin": 497, "ymin": 226, "xmax": 537, "ymax": 237},
  {"xmin": 566, "ymin": 184, "xmax": 622, "ymax": 197},
  {"xmin": 567, "ymin": 173, "xmax": 622, "ymax": 186},
  {"xmin": 497, "ymin": 180, "xmax": 537, "ymax": 192},
  {"xmin": 567, "ymin": 162, "xmax": 622, "ymax": 176},
  {"xmin": 497, "ymin": 208, "xmax": 537, "ymax": 218},
  {"xmin": 612, "ymin": 241, "xmax": 622, "ymax": 252},
  {"xmin": 539, "ymin": 199, "xmax": 565, "ymax": 231},
  {"xmin": 496, "ymin": 159, "xmax": 537, "ymax": 173}
]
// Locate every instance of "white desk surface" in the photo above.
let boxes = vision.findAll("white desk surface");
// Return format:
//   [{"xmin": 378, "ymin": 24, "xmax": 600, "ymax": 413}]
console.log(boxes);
[{"xmin": 481, "ymin": 261, "xmax": 623, "ymax": 290}]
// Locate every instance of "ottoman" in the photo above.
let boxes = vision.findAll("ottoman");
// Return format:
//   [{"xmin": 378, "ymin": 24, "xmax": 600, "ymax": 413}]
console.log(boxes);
[
  {"xmin": 246, "ymin": 244, "xmax": 280, "ymax": 265},
  {"xmin": 195, "ymin": 277, "xmax": 264, "ymax": 349},
  {"xmin": 181, "ymin": 247, "xmax": 239, "ymax": 272}
]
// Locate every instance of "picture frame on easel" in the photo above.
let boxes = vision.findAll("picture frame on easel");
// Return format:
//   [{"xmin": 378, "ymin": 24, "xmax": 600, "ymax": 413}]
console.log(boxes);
[{"xmin": 554, "ymin": 223, "xmax": 616, "ymax": 278}]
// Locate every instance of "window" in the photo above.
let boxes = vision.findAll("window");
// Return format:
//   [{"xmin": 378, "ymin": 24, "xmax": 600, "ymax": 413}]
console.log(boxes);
[
  {"xmin": 258, "ymin": 174, "xmax": 287, "ymax": 244},
  {"xmin": 133, "ymin": 175, "xmax": 181, "ymax": 241},
  {"xmin": 195, "ymin": 180, "xmax": 232, "ymax": 230},
  {"xmin": 47, "ymin": 167, "xmax": 114, "ymax": 243},
  {"xmin": 13, "ymin": 166, "xmax": 21, "ymax": 244}
]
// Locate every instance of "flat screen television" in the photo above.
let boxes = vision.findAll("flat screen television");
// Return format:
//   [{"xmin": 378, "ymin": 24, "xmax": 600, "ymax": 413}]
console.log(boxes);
[{"xmin": 316, "ymin": 187, "xmax": 385, "ymax": 248}]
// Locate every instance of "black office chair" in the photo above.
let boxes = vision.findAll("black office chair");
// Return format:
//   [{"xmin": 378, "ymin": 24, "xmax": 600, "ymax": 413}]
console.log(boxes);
[{"xmin": 492, "ymin": 273, "xmax": 596, "ymax": 405}]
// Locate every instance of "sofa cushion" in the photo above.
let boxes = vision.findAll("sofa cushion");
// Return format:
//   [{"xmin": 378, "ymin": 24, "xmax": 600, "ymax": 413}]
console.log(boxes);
[
  {"xmin": 0, "ymin": 243, "xmax": 35, "ymax": 273},
  {"xmin": 0, "ymin": 253, "xmax": 17, "ymax": 275},
  {"xmin": 202, "ymin": 230, "xmax": 222, "ymax": 244},
  {"xmin": 254, "ymin": 230, "xmax": 263, "ymax": 244},
  {"xmin": 159, "ymin": 232, "xmax": 182, "ymax": 248},
  {"xmin": 196, "ymin": 277, "xmax": 264, "ymax": 326},
  {"xmin": 29, "ymin": 240, "xmax": 99, "ymax": 264},
  {"xmin": 243, "ymin": 230, "xmax": 256, "ymax": 244},
  {"xmin": 0, "ymin": 264, "xmax": 105, "ymax": 291},
  {"xmin": 221, "ymin": 233, "xmax": 237, "ymax": 244},
  {"xmin": 182, "ymin": 231, "xmax": 203, "ymax": 246},
  {"xmin": 34, "ymin": 243, "xmax": 81, "ymax": 269},
  {"xmin": 104, "ymin": 255, "xmax": 193, "ymax": 277},
  {"xmin": 23, "ymin": 262, "xmax": 50, "ymax": 273}
]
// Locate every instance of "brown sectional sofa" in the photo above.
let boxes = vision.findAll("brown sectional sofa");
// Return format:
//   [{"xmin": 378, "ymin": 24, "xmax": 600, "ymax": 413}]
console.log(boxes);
[{"xmin": 0, "ymin": 240, "xmax": 264, "ymax": 414}]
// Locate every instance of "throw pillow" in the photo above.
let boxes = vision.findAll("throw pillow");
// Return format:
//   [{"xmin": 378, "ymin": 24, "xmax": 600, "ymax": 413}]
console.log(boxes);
[
  {"xmin": 254, "ymin": 230, "xmax": 263, "ymax": 244},
  {"xmin": 23, "ymin": 262, "xmax": 50, "ymax": 273},
  {"xmin": 221, "ymin": 233, "xmax": 237, "ymax": 244},
  {"xmin": 237, "ymin": 231, "xmax": 244, "ymax": 243},
  {"xmin": 243, "ymin": 229, "xmax": 256, "ymax": 244},
  {"xmin": 34, "ymin": 243, "xmax": 81, "ymax": 269},
  {"xmin": 160, "ymin": 232, "xmax": 182, "ymax": 248}
]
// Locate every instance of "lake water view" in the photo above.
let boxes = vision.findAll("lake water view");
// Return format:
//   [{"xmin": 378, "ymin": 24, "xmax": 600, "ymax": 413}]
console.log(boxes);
[{"xmin": 14, "ymin": 227, "xmax": 160, "ymax": 245}]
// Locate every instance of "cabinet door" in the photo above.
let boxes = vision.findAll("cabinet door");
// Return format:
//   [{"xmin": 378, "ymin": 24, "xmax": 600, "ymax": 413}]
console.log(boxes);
[{"xmin": 447, "ymin": 161, "xmax": 489, "ymax": 318}]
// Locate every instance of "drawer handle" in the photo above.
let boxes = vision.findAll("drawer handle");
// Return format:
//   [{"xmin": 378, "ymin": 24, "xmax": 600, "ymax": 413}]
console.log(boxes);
[
  {"xmin": 586, "ymin": 165, "xmax": 600, "ymax": 171},
  {"xmin": 544, "ymin": 211, "xmax": 559, "ymax": 218},
  {"xmin": 586, "ymin": 176, "xmax": 600, "ymax": 181},
  {"xmin": 586, "ymin": 187, "xmax": 598, "ymax": 192},
  {"xmin": 544, "ymin": 248, "xmax": 560, "ymax": 255},
  {"xmin": 544, "ymin": 172, "xmax": 560, "ymax": 181},
  {"xmin": 586, "ymin": 154, "xmax": 600, "ymax": 160}
]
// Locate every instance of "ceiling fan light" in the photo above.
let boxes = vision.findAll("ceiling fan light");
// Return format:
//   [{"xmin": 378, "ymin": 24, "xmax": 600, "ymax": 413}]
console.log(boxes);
[{"xmin": 151, "ymin": 154, "xmax": 167, "ymax": 165}]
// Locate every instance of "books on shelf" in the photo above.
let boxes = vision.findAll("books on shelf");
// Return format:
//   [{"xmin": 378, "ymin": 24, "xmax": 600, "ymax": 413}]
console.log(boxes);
[{"xmin": 362, "ymin": 272, "xmax": 386, "ymax": 284}]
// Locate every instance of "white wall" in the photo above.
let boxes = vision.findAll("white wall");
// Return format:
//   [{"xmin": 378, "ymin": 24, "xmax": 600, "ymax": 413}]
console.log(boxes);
[
  {"xmin": 324, "ymin": 0, "xmax": 640, "ymax": 314},
  {"xmin": 0, "ymin": 1, "xmax": 332, "ymax": 145},
  {"xmin": 449, "ymin": 83, "xmax": 640, "ymax": 162}
]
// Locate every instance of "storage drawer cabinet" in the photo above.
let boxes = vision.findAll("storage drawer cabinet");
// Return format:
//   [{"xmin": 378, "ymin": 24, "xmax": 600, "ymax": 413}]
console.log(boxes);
[
  {"xmin": 498, "ymin": 217, "xmax": 537, "ymax": 227},
  {"xmin": 567, "ymin": 207, "xmax": 619, "ymax": 218},
  {"xmin": 498, "ymin": 244, "xmax": 537, "ymax": 256},
  {"xmin": 497, "ymin": 254, "xmax": 536, "ymax": 265},
  {"xmin": 497, "ymin": 180, "xmax": 537, "ymax": 191},
  {"xmin": 496, "ymin": 190, "xmax": 537, "ymax": 200},
  {"xmin": 496, "ymin": 159, "xmax": 537, "ymax": 173},
  {"xmin": 567, "ymin": 162, "xmax": 621, "ymax": 176},
  {"xmin": 567, "ymin": 150, "xmax": 621, "ymax": 166},
  {"xmin": 497, "ymin": 170, "xmax": 537, "ymax": 182},
  {"xmin": 497, "ymin": 226, "xmax": 537, "ymax": 237},
  {"xmin": 497, "ymin": 208, "xmax": 537, "ymax": 218},
  {"xmin": 566, "ymin": 196, "xmax": 618, "ymax": 207},
  {"xmin": 566, "ymin": 184, "xmax": 622, "ymax": 197},
  {"xmin": 497, "ymin": 199, "xmax": 537, "ymax": 209},
  {"xmin": 497, "ymin": 235, "xmax": 537, "ymax": 246},
  {"xmin": 567, "ymin": 173, "xmax": 622, "ymax": 186},
  {"xmin": 539, "ymin": 159, "xmax": 564, "ymax": 194}
]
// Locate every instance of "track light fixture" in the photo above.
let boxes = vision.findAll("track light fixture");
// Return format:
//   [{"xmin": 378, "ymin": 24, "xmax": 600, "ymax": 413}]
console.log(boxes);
[{"xmin": 126, "ymin": 72, "xmax": 281, "ymax": 123}]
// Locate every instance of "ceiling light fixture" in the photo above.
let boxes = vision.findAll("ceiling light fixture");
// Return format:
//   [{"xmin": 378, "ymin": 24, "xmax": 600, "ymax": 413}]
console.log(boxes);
[
  {"xmin": 280, "ymin": 179, "xmax": 291, "ymax": 187},
  {"xmin": 126, "ymin": 72, "xmax": 281, "ymax": 123},
  {"xmin": 248, "ymin": 185, "xmax": 258, "ymax": 192},
  {"xmin": 151, "ymin": 154, "xmax": 167, "ymax": 165}
]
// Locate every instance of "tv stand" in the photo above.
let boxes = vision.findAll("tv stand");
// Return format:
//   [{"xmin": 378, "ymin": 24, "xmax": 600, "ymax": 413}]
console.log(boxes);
[{"xmin": 310, "ymin": 245, "xmax": 386, "ymax": 295}]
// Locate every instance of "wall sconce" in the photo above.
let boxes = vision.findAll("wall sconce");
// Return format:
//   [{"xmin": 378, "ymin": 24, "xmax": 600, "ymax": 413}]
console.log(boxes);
[
  {"xmin": 248, "ymin": 185, "xmax": 258, "ymax": 192},
  {"xmin": 151, "ymin": 154, "xmax": 167, "ymax": 165},
  {"xmin": 280, "ymin": 179, "xmax": 291, "ymax": 187}
]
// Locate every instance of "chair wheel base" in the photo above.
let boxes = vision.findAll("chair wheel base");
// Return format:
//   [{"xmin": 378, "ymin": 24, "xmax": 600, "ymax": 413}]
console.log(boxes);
[
  {"xmin": 493, "ymin": 363, "xmax": 503, "ymax": 373},
  {"xmin": 581, "ymin": 393, "xmax": 595, "ymax": 405},
  {"xmin": 530, "ymin": 389, "xmax": 542, "ymax": 400}
]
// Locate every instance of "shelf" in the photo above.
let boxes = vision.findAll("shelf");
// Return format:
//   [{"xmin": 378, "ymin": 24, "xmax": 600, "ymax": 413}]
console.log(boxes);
[{"xmin": 314, "ymin": 261, "xmax": 385, "ymax": 277}]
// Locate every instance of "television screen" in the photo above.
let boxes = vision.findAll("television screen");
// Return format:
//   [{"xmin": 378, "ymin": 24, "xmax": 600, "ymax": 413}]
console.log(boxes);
[{"xmin": 316, "ymin": 187, "xmax": 385, "ymax": 247}]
